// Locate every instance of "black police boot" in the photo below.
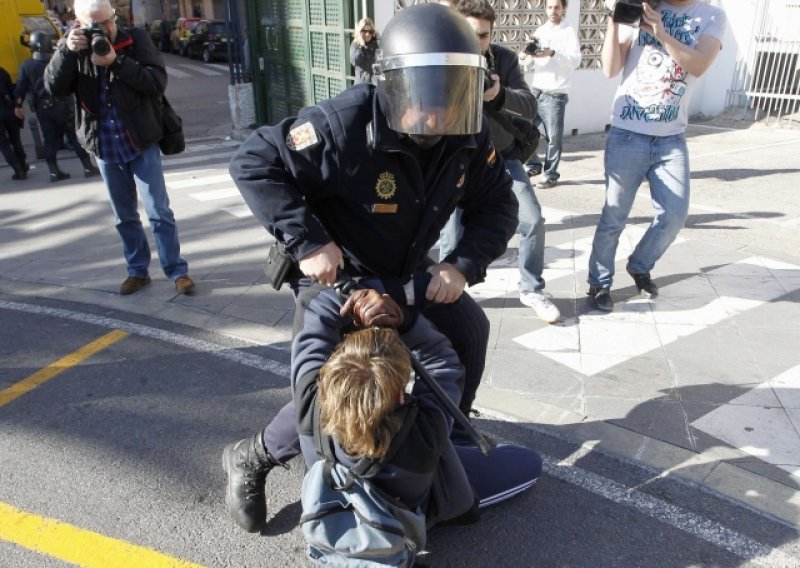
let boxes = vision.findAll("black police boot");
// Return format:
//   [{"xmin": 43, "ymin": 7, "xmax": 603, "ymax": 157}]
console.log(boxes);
[
  {"xmin": 11, "ymin": 167, "xmax": 27, "ymax": 180},
  {"xmin": 80, "ymin": 155, "xmax": 101, "ymax": 177},
  {"xmin": 47, "ymin": 160, "xmax": 70, "ymax": 183},
  {"xmin": 221, "ymin": 432, "xmax": 286, "ymax": 533}
]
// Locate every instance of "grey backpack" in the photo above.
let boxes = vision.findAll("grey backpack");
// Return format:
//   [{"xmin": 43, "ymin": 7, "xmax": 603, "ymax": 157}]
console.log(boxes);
[{"xmin": 300, "ymin": 403, "xmax": 426, "ymax": 567}]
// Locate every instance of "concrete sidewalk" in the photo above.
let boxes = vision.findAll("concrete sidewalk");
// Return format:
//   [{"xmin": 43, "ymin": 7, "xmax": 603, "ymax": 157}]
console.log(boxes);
[{"xmin": 2, "ymin": 119, "xmax": 799, "ymax": 529}]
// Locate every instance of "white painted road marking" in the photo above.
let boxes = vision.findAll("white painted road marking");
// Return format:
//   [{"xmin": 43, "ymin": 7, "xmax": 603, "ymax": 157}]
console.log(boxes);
[
  {"xmin": 165, "ymin": 66, "xmax": 191, "ymax": 78},
  {"xmin": 189, "ymin": 187, "xmax": 240, "ymax": 201},
  {"xmin": 512, "ymin": 257, "xmax": 800, "ymax": 377},
  {"xmin": 692, "ymin": 362, "xmax": 800, "ymax": 480},
  {"xmin": 0, "ymin": 301, "xmax": 290, "ymax": 377},
  {"xmin": 168, "ymin": 173, "xmax": 232, "ymax": 189},
  {"xmin": 176, "ymin": 64, "xmax": 223, "ymax": 76}
]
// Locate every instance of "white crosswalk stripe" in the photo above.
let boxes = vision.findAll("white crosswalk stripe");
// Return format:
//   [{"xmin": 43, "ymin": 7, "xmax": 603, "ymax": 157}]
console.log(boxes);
[
  {"xmin": 176, "ymin": 63, "xmax": 224, "ymax": 76},
  {"xmin": 165, "ymin": 66, "xmax": 191, "ymax": 78}
]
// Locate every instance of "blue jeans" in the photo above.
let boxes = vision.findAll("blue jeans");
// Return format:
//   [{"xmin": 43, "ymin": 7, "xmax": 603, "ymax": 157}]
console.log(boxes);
[
  {"xmin": 588, "ymin": 127, "xmax": 690, "ymax": 288},
  {"xmin": 96, "ymin": 144, "xmax": 188, "ymax": 280},
  {"xmin": 439, "ymin": 158, "xmax": 546, "ymax": 293},
  {"xmin": 527, "ymin": 91, "xmax": 568, "ymax": 181}
]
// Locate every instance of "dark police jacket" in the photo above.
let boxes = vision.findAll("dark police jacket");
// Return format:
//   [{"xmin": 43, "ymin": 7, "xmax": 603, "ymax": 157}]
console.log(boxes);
[
  {"xmin": 294, "ymin": 287, "xmax": 476, "ymax": 527},
  {"xmin": 44, "ymin": 27, "xmax": 165, "ymax": 155},
  {"xmin": 15, "ymin": 58, "xmax": 59, "ymax": 110},
  {"xmin": 229, "ymin": 84, "xmax": 518, "ymax": 286},
  {"xmin": 484, "ymin": 44, "xmax": 538, "ymax": 158}
]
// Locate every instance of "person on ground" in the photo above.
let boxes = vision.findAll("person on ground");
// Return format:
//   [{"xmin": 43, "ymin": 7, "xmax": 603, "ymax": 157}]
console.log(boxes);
[
  {"xmin": 223, "ymin": 3, "xmax": 519, "ymax": 533},
  {"xmin": 587, "ymin": 0, "xmax": 727, "ymax": 312},
  {"xmin": 15, "ymin": 31, "xmax": 101, "ymax": 182},
  {"xmin": 518, "ymin": 0, "xmax": 581, "ymax": 189},
  {"xmin": 45, "ymin": 0, "xmax": 195, "ymax": 296},
  {"xmin": 298, "ymin": 286, "xmax": 542, "ymax": 536},
  {"xmin": 439, "ymin": 0, "xmax": 561, "ymax": 324}
]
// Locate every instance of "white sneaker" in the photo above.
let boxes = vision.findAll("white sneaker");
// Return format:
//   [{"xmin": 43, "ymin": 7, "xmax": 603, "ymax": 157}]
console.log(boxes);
[{"xmin": 520, "ymin": 291, "xmax": 561, "ymax": 324}]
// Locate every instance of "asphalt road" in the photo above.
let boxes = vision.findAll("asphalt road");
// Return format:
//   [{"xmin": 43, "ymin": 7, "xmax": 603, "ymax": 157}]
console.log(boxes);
[{"xmin": 2, "ymin": 297, "xmax": 798, "ymax": 566}]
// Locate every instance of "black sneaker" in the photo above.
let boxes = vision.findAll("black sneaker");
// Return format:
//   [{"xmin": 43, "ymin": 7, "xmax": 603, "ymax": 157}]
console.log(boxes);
[
  {"xmin": 587, "ymin": 287, "xmax": 614, "ymax": 312},
  {"xmin": 626, "ymin": 266, "xmax": 659, "ymax": 299}
]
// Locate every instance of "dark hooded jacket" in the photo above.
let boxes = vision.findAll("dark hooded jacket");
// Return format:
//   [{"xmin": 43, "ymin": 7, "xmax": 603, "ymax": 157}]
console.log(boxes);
[
  {"xmin": 43, "ymin": 27, "xmax": 165, "ymax": 155},
  {"xmin": 293, "ymin": 286, "xmax": 476, "ymax": 527},
  {"xmin": 483, "ymin": 43, "xmax": 538, "ymax": 158}
]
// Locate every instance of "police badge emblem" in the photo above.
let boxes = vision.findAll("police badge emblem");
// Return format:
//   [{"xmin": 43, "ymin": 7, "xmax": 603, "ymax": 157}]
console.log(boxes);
[
  {"xmin": 286, "ymin": 122, "xmax": 319, "ymax": 151},
  {"xmin": 375, "ymin": 172, "xmax": 397, "ymax": 199}
]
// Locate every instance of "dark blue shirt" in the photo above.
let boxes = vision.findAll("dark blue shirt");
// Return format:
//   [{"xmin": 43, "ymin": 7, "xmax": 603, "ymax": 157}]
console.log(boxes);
[{"xmin": 97, "ymin": 69, "xmax": 139, "ymax": 164}]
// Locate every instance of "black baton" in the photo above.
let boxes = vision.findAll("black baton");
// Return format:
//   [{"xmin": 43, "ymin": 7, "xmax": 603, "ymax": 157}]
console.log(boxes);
[{"xmin": 334, "ymin": 276, "xmax": 494, "ymax": 456}]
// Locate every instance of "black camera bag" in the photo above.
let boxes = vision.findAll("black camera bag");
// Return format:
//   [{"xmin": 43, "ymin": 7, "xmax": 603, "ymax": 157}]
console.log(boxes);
[{"xmin": 159, "ymin": 95, "xmax": 185, "ymax": 155}]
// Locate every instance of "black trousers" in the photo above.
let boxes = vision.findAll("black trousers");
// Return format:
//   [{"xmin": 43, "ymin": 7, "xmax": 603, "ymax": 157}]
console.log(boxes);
[
  {"xmin": 262, "ymin": 282, "xmax": 490, "ymax": 462},
  {"xmin": 37, "ymin": 102, "xmax": 88, "ymax": 163},
  {"xmin": 0, "ymin": 108, "xmax": 26, "ymax": 170}
]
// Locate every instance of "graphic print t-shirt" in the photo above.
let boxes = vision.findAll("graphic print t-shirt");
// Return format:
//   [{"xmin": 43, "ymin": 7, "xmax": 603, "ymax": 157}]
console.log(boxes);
[{"xmin": 610, "ymin": 1, "xmax": 727, "ymax": 136}]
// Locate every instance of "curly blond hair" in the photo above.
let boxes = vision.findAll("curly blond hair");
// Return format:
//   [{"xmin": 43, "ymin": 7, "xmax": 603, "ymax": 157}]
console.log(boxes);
[{"xmin": 318, "ymin": 328, "xmax": 410, "ymax": 460}]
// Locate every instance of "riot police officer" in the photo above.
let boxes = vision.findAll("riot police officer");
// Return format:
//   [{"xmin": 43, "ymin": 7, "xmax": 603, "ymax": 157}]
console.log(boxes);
[
  {"xmin": 0, "ymin": 66, "xmax": 28, "ymax": 180},
  {"xmin": 14, "ymin": 31, "xmax": 100, "ymax": 182},
  {"xmin": 223, "ymin": 3, "xmax": 518, "ymax": 533}
]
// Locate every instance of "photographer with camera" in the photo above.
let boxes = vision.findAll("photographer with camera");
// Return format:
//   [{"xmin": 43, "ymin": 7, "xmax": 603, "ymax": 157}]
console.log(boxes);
[
  {"xmin": 44, "ymin": 0, "xmax": 194, "ymax": 297},
  {"xmin": 587, "ymin": 0, "xmax": 726, "ymax": 312},
  {"xmin": 518, "ymin": 0, "xmax": 580, "ymax": 189},
  {"xmin": 439, "ymin": 0, "xmax": 560, "ymax": 324}
]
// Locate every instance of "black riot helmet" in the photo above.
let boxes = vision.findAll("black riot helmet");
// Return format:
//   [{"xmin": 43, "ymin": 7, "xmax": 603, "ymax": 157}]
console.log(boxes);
[
  {"xmin": 374, "ymin": 3, "xmax": 485, "ymax": 138},
  {"xmin": 29, "ymin": 31, "xmax": 54, "ymax": 60}
]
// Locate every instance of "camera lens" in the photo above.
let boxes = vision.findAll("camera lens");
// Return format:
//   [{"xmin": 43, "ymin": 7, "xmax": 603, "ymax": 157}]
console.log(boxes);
[{"xmin": 92, "ymin": 35, "xmax": 111, "ymax": 56}]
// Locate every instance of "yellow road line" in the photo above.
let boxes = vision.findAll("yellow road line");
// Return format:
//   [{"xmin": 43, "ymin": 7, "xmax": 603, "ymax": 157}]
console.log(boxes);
[
  {"xmin": 0, "ymin": 501, "xmax": 204, "ymax": 567},
  {"xmin": 0, "ymin": 329, "xmax": 129, "ymax": 408}
]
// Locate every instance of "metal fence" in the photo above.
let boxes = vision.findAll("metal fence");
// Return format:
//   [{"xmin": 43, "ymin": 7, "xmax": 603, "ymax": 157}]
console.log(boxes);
[{"xmin": 726, "ymin": 0, "xmax": 800, "ymax": 127}]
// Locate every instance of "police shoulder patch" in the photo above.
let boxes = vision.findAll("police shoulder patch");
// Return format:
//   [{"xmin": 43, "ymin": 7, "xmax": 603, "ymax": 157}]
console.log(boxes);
[{"xmin": 286, "ymin": 122, "xmax": 319, "ymax": 151}]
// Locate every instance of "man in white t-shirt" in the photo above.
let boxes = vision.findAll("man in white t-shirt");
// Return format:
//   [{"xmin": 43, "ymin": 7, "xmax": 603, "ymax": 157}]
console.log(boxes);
[
  {"xmin": 587, "ymin": 0, "xmax": 726, "ymax": 312},
  {"xmin": 519, "ymin": 0, "xmax": 581, "ymax": 189}
]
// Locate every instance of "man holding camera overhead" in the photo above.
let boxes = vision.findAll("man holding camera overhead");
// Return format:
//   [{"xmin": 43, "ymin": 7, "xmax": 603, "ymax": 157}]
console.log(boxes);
[
  {"xmin": 440, "ymin": 0, "xmax": 561, "ymax": 324},
  {"xmin": 518, "ymin": 0, "xmax": 581, "ymax": 189},
  {"xmin": 45, "ymin": 0, "xmax": 194, "ymax": 297},
  {"xmin": 586, "ymin": 0, "xmax": 726, "ymax": 312}
]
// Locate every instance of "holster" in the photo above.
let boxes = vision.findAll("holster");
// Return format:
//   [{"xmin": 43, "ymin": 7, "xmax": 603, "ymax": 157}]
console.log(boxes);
[{"xmin": 264, "ymin": 243, "xmax": 295, "ymax": 290}]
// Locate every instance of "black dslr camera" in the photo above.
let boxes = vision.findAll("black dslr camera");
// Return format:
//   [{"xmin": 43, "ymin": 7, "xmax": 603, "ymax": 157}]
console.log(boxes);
[
  {"xmin": 81, "ymin": 24, "xmax": 112, "ymax": 56},
  {"xmin": 523, "ymin": 37, "xmax": 542, "ymax": 56},
  {"xmin": 612, "ymin": 0, "xmax": 658, "ymax": 26}
]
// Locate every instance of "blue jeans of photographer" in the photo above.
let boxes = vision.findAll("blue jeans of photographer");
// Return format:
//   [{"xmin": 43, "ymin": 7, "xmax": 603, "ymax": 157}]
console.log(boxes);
[
  {"xmin": 439, "ymin": 158, "xmax": 546, "ymax": 294},
  {"xmin": 588, "ymin": 127, "xmax": 690, "ymax": 288},
  {"xmin": 96, "ymin": 144, "xmax": 188, "ymax": 280},
  {"xmin": 527, "ymin": 90, "xmax": 568, "ymax": 182}
]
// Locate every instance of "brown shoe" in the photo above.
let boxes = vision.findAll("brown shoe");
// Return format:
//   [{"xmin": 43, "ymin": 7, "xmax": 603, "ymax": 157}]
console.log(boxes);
[
  {"xmin": 120, "ymin": 276, "xmax": 151, "ymax": 295},
  {"xmin": 175, "ymin": 275, "xmax": 195, "ymax": 295}
]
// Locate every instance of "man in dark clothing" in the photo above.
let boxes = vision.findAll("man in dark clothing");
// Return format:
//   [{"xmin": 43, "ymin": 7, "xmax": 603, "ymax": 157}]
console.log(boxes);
[
  {"xmin": 44, "ymin": 0, "xmax": 195, "ymax": 296},
  {"xmin": 14, "ymin": 31, "xmax": 100, "ymax": 182},
  {"xmin": 0, "ymin": 66, "xmax": 28, "ymax": 181},
  {"xmin": 440, "ymin": 0, "xmax": 561, "ymax": 324},
  {"xmin": 222, "ymin": 3, "xmax": 519, "ymax": 534}
]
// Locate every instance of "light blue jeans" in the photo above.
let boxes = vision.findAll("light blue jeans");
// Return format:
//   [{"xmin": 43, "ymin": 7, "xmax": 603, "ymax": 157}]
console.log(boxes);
[
  {"xmin": 439, "ymin": 158, "xmax": 546, "ymax": 293},
  {"xmin": 96, "ymin": 144, "xmax": 188, "ymax": 280},
  {"xmin": 588, "ymin": 127, "xmax": 690, "ymax": 289},
  {"xmin": 527, "ymin": 91, "xmax": 568, "ymax": 182}
]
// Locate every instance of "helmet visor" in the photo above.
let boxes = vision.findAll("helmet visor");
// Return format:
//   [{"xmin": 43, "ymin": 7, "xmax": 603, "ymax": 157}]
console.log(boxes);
[{"xmin": 378, "ymin": 55, "xmax": 484, "ymax": 136}]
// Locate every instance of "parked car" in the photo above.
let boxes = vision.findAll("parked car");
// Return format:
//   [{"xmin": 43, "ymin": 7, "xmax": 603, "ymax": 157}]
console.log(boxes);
[
  {"xmin": 184, "ymin": 19, "xmax": 228, "ymax": 62},
  {"xmin": 170, "ymin": 17, "xmax": 200, "ymax": 55},
  {"xmin": 148, "ymin": 19, "xmax": 174, "ymax": 52}
]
